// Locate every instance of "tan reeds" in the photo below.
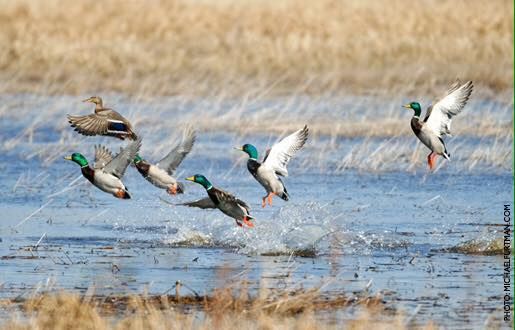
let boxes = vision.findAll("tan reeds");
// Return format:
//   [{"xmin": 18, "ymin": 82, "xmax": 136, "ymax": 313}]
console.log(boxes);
[
  {"xmin": 0, "ymin": 0, "xmax": 512, "ymax": 97},
  {"xmin": 1, "ymin": 285, "xmax": 439, "ymax": 330}
]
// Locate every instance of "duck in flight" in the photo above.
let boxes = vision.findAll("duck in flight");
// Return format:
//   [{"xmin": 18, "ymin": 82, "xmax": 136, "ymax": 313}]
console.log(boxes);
[
  {"xmin": 181, "ymin": 174, "xmax": 254, "ymax": 228},
  {"xmin": 235, "ymin": 125, "xmax": 308, "ymax": 207},
  {"xmin": 67, "ymin": 96, "xmax": 138, "ymax": 140},
  {"xmin": 403, "ymin": 80, "xmax": 473, "ymax": 170},
  {"xmin": 64, "ymin": 138, "xmax": 142, "ymax": 199},
  {"xmin": 133, "ymin": 127, "xmax": 195, "ymax": 195}
]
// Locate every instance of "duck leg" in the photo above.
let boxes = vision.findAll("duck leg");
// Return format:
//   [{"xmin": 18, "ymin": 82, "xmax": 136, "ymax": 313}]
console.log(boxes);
[
  {"xmin": 167, "ymin": 184, "xmax": 177, "ymax": 195},
  {"xmin": 235, "ymin": 220, "xmax": 243, "ymax": 227},
  {"xmin": 115, "ymin": 189, "xmax": 126, "ymax": 199},
  {"xmin": 262, "ymin": 196, "xmax": 267, "ymax": 208},
  {"xmin": 427, "ymin": 152, "xmax": 438, "ymax": 170},
  {"xmin": 242, "ymin": 216, "xmax": 254, "ymax": 228},
  {"xmin": 267, "ymin": 192, "xmax": 275, "ymax": 206}
]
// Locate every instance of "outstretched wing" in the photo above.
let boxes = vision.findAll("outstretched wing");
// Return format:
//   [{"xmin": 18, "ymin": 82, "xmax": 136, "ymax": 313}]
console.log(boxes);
[
  {"xmin": 68, "ymin": 109, "xmax": 137, "ymax": 140},
  {"xmin": 424, "ymin": 80, "xmax": 473, "ymax": 137},
  {"xmin": 263, "ymin": 125, "xmax": 309, "ymax": 176},
  {"xmin": 103, "ymin": 138, "xmax": 142, "ymax": 178},
  {"xmin": 178, "ymin": 197, "xmax": 216, "ymax": 209},
  {"xmin": 68, "ymin": 114, "xmax": 109, "ymax": 136},
  {"xmin": 156, "ymin": 126, "xmax": 196, "ymax": 175},
  {"xmin": 93, "ymin": 145, "xmax": 113, "ymax": 170}
]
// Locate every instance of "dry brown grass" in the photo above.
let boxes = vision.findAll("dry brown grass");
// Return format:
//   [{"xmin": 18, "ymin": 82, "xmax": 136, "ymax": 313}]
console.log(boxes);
[
  {"xmin": 0, "ymin": 0, "xmax": 512, "ymax": 97},
  {"xmin": 1, "ymin": 286, "xmax": 437, "ymax": 330}
]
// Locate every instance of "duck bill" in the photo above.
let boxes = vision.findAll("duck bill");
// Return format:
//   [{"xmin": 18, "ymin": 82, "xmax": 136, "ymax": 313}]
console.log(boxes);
[
  {"xmin": 233, "ymin": 147, "xmax": 243, "ymax": 151},
  {"xmin": 64, "ymin": 155, "xmax": 72, "ymax": 161},
  {"xmin": 402, "ymin": 104, "xmax": 412, "ymax": 109},
  {"xmin": 82, "ymin": 97, "xmax": 93, "ymax": 103},
  {"xmin": 185, "ymin": 176, "xmax": 195, "ymax": 182}
]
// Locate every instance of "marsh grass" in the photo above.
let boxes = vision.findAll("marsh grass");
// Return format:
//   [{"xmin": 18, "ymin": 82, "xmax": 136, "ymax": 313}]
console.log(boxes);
[
  {"xmin": 1, "ymin": 92, "xmax": 510, "ymax": 174},
  {"xmin": 0, "ymin": 0, "xmax": 512, "ymax": 97},
  {"xmin": 1, "ymin": 285, "xmax": 437, "ymax": 330},
  {"xmin": 0, "ymin": 0, "xmax": 511, "ymax": 173}
]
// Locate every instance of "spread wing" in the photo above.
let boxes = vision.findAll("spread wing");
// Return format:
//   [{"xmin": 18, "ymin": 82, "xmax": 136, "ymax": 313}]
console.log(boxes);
[
  {"xmin": 68, "ymin": 114, "xmax": 109, "ymax": 136},
  {"xmin": 93, "ymin": 145, "xmax": 113, "ymax": 170},
  {"xmin": 424, "ymin": 80, "xmax": 473, "ymax": 137},
  {"xmin": 68, "ymin": 109, "xmax": 137, "ymax": 139},
  {"xmin": 263, "ymin": 125, "xmax": 309, "ymax": 176},
  {"xmin": 103, "ymin": 138, "xmax": 142, "ymax": 178},
  {"xmin": 156, "ymin": 126, "xmax": 196, "ymax": 175},
  {"xmin": 178, "ymin": 197, "xmax": 216, "ymax": 209}
]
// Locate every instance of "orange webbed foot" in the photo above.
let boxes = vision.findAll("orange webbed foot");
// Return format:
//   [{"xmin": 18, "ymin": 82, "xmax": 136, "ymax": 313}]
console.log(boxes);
[
  {"xmin": 267, "ymin": 192, "xmax": 275, "ymax": 206},
  {"xmin": 427, "ymin": 152, "xmax": 438, "ymax": 171},
  {"xmin": 167, "ymin": 185, "xmax": 177, "ymax": 195},
  {"xmin": 242, "ymin": 216, "xmax": 254, "ymax": 228}
]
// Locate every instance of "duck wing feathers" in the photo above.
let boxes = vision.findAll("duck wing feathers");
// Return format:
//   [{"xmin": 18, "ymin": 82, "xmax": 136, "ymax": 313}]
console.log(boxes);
[
  {"xmin": 424, "ymin": 80, "xmax": 473, "ymax": 137},
  {"xmin": 210, "ymin": 187, "xmax": 251, "ymax": 212},
  {"xmin": 93, "ymin": 145, "xmax": 114, "ymax": 170},
  {"xmin": 179, "ymin": 197, "xmax": 217, "ymax": 209},
  {"xmin": 103, "ymin": 138, "xmax": 142, "ymax": 179},
  {"xmin": 68, "ymin": 113, "xmax": 110, "ymax": 137},
  {"xmin": 156, "ymin": 126, "xmax": 196, "ymax": 175},
  {"xmin": 68, "ymin": 108, "xmax": 137, "ymax": 140},
  {"xmin": 263, "ymin": 125, "xmax": 308, "ymax": 176}
]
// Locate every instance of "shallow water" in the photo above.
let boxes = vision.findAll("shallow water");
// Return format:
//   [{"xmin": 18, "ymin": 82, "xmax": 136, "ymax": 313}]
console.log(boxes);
[{"xmin": 0, "ymin": 94, "xmax": 512, "ymax": 328}]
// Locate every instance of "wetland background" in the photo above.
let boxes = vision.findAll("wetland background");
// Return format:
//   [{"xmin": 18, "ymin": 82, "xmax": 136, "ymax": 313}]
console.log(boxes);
[{"xmin": 0, "ymin": 0, "xmax": 513, "ymax": 329}]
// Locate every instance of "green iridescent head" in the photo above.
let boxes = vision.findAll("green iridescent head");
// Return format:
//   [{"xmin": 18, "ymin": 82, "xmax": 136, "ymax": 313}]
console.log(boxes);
[
  {"xmin": 235, "ymin": 144, "xmax": 258, "ymax": 160},
  {"xmin": 64, "ymin": 153, "xmax": 89, "ymax": 167},
  {"xmin": 134, "ymin": 154, "xmax": 143, "ymax": 164},
  {"xmin": 185, "ymin": 174, "xmax": 213, "ymax": 190},
  {"xmin": 403, "ymin": 102, "xmax": 422, "ymax": 117}
]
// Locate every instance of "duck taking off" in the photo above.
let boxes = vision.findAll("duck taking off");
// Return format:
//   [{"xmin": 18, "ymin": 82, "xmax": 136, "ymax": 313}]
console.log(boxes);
[
  {"xmin": 182, "ymin": 175, "xmax": 254, "ymax": 228},
  {"xmin": 236, "ymin": 125, "xmax": 308, "ymax": 207},
  {"xmin": 403, "ymin": 80, "xmax": 473, "ymax": 170},
  {"xmin": 67, "ymin": 96, "xmax": 138, "ymax": 140},
  {"xmin": 133, "ymin": 126, "xmax": 196, "ymax": 195},
  {"xmin": 64, "ymin": 138, "xmax": 142, "ymax": 199}
]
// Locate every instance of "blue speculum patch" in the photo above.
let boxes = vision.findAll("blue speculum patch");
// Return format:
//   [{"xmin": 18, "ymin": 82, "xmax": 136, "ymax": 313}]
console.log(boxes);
[{"xmin": 108, "ymin": 121, "xmax": 127, "ymax": 132}]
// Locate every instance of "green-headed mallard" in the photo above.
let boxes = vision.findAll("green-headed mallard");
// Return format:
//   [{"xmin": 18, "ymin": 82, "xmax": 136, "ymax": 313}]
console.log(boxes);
[
  {"xmin": 64, "ymin": 138, "xmax": 141, "ymax": 199},
  {"xmin": 67, "ymin": 96, "xmax": 138, "ymax": 140},
  {"xmin": 403, "ymin": 80, "xmax": 473, "ymax": 170},
  {"xmin": 235, "ymin": 125, "xmax": 308, "ymax": 207},
  {"xmin": 134, "ymin": 127, "xmax": 196, "ymax": 195},
  {"xmin": 182, "ymin": 174, "xmax": 254, "ymax": 227}
]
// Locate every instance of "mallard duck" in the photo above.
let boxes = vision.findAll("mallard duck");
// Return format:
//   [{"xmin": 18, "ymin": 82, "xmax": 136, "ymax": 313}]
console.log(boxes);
[
  {"xmin": 133, "ymin": 127, "xmax": 196, "ymax": 195},
  {"xmin": 64, "ymin": 138, "xmax": 141, "ymax": 199},
  {"xmin": 182, "ymin": 174, "xmax": 254, "ymax": 227},
  {"xmin": 403, "ymin": 80, "xmax": 473, "ymax": 170},
  {"xmin": 235, "ymin": 125, "xmax": 308, "ymax": 207},
  {"xmin": 67, "ymin": 96, "xmax": 138, "ymax": 140}
]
